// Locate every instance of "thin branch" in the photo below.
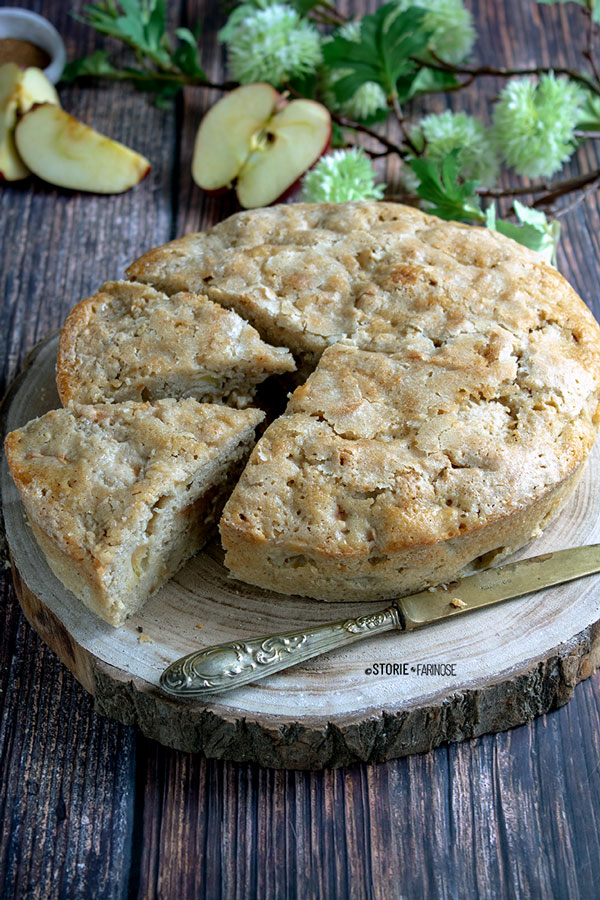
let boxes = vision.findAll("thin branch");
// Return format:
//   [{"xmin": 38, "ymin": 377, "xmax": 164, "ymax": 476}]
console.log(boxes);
[
  {"xmin": 552, "ymin": 177, "xmax": 600, "ymax": 216},
  {"xmin": 477, "ymin": 169, "xmax": 600, "ymax": 200},
  {"xmin": 308, "ymin": 1, "xmax": 348, "ymax": 26},
  {"xmin": 388, "ymin": 95, "xmax": 420, "ymax": 156},
  {"xmin": 413, "ymin": 55, "xmax": 600, "ymax": 96},
  {"xmin": 329, "ymin": 111, "xmax": 408, "ymax": 156},
  {"xmin": 532, "ymin": 168, "xmax": 600, "ymax": 210}
]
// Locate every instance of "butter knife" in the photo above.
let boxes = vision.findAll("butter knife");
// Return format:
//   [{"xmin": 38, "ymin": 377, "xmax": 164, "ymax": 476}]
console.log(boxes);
[{"xmin": 159, "ymin": 545, "xmax": 600, "ymax": 697}]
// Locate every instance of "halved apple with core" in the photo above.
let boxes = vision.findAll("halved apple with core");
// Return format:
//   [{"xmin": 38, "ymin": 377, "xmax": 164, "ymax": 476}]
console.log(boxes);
[
  {"xmin": 0, "ymin": 64, "xmax": 61, "ymax": 181},
  {"xmin": 192, "ymin": 83, "xmax": 331, "ymax": 208},
  {"xmin": 15, "ymin": 104, "xmax": 151, "ymax": 194}
]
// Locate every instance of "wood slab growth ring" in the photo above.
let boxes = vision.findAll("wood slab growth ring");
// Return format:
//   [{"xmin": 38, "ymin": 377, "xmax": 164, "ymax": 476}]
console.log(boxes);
[{"xmin": 3, "ymin": 335, "xmax": 600, "ymax": 769}]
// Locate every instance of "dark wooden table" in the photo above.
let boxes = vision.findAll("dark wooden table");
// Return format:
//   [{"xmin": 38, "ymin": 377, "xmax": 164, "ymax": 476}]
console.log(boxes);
[{"xmin": 2, "ymin": 1, "xmax": 600, "ymax": 897}]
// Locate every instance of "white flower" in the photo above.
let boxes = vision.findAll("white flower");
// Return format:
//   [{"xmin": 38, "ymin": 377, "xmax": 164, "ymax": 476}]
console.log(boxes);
[
  {"xmin": 393, "ymin": 0, "xmax": 476, "ymax": 64},
  {"xmin": 410, "ymin": 110, "xmax": 499, "ymax": 187},
  {"xmin": 223, "ymin": 3, "xmax": 322, "ymax": 86},
  {"xmin": 301, "ymin": 148, "xmax": 385, "ymax": 203},
  {"xmin": 493, "ymin": 74, "xmax": 584, "ymax": 178}
]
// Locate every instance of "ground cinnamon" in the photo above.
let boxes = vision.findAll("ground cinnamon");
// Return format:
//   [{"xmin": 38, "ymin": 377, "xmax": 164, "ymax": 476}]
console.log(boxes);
[{"xmin": 0, "ymin": 38, "xmax": 50, "ymax": 69}]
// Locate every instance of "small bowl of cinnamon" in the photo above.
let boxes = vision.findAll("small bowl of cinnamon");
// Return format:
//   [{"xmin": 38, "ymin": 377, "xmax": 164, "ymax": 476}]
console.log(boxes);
[{"xmin": 0, "ymin": 8, "xmax": 65, "ymax": 83}]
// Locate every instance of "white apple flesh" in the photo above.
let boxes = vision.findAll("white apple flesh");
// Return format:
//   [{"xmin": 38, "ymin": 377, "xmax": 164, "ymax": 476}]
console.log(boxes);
[
  {"xmin": 192, "ymin": 83, "xmax": 280, "ymax": 192},
  {"xmin": 17, "ymin": 67, "xmax": 61, "ymax": 113},
  {"xmin": 0, "ymin": 64, "xmax": 60, "ymax": 181},
  {"xmin": 15, "ymin": 104, "xmax": 151, "ymax": 194},
  {"xmin": 0, "ymin": 63, "xmax": 29, "ymax": 181},
  {"xmin": 192, "ymin": 83, "xmax": 331, "ymax": 208}
]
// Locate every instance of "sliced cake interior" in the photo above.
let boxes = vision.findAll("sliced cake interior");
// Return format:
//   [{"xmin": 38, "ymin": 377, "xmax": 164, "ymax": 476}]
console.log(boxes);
[
  {"xmin": 56, "ymin": 280, "xmax": 295, "ymax": 408},
  {"xmin": 5, "ymin": 399, "xmax": 264, "ymax": 626},
  {"xmin": 220, "ymin": 338, "xmax": 600, "ymax": 601}
]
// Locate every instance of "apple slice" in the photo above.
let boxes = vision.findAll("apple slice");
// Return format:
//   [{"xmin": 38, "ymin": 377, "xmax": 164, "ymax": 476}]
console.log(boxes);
[
  {"xmin": 0, "ymin": 62, "xmax": 29, "ymax": 181},
  {"xmin": 192, "ymin": 83, "xmax": 331, "ymax": 208},
  {"xmin": 17, "ymin": 67, "xmax": 61, "ymax": 114},
  {"xmin": 237, "ymin": 99, "xmax": 331, "ymax": 208},
  {"xmin": 15, "ymin": 104, "xmax": 151, "ymax": 194},
  {"xmin": 192, "ymin": 83, "xmax": 280, "ymax": 192}
]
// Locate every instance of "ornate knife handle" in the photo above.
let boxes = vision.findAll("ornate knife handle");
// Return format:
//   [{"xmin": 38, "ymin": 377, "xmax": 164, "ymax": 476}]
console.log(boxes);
[{"xmin": 160, "ymin": 604, "xmax": 404, "ymax": 696}]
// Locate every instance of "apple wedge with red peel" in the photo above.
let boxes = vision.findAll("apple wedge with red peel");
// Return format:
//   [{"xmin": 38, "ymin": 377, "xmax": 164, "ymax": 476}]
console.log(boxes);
[
  {"xmin": 15, "ymin": 104, "xmax": 151, "ymax": 194},
  {"xmin": 192, "ymin": 83, "xmax": 331, "ymax": 208},
  {"xmin": 0, "ymin": 63, "xmax": 30, "ymax": 181}
]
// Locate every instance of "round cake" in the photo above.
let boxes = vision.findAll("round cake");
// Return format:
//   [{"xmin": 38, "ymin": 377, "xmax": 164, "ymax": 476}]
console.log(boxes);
[{"xmin": 56, "ymin": 202, "xmax": 600, "ymax": 603}]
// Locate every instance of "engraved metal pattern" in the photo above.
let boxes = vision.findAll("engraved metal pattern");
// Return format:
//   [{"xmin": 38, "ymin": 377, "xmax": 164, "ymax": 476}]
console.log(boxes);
[{"xmin": 160, "ymin": 604, "xmax": 402, "ymax": 696}]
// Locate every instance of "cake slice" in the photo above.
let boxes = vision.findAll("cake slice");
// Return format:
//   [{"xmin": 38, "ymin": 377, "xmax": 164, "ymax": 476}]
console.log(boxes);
[
  {"xmin": 220, "ymin": 339, "xmax": 598, "ymax": 601},
  {"xmin": 5, "ymin": 399, "xmax": 264, "ymax": 626},
  {"xmin": 56, "ymin": 281, "xmax": 295, "ymax": 408}
]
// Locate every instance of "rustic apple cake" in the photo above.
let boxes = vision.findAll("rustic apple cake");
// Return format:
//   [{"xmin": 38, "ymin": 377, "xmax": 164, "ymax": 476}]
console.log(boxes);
[
  {"xmin": 9, "ymin": 201, "xmax": 600, "ymax": 616},
  {"xmin": 125, "ymin": 202, "xmax": 600, "ymax": 601},
  {"xmin": 5, "ymin": 399, "xmax": 263, "ymax": 625}
]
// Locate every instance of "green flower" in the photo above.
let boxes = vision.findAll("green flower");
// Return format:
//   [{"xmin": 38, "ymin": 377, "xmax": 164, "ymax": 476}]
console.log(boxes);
[
  {"xmin": 409, "ymin": 111, "xmax": 499, "ymax": 187},
  {"xmin": 320, "ymin": 21, "xmax": 388, "ymax": 121},
  {"xmin": 222, "ymin": 3, "xmax": 322, "ymax": 87},
  {"xmin": 301, "ymin": 149, "xmax": 385, "ymax": 203},
  {"xmin": 393, "ymin": 0, "xmax": 476, "ymax": 64},
  {"xmin": 493, "ymin": 74, "xmax": 584, "ymax": 178}
]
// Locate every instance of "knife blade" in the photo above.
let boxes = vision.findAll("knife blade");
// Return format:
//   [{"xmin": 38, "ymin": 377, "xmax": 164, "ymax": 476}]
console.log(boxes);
[{"xmin": 159, "ymin": 544, "xmax": 600, "ymax": 697}]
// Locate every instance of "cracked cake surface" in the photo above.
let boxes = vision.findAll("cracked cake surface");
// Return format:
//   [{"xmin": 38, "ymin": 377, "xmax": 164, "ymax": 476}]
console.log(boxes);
[
  {"xmin": 57, "ymin": 280, "xmax": 295, "ymax": 408},
  {"xmin": 5, "ymin": 399, "xmax": 264, "ymax": 624},
  {"xmin": 10, "ymin": 201, "xmax": 600, "ymax": 607}
]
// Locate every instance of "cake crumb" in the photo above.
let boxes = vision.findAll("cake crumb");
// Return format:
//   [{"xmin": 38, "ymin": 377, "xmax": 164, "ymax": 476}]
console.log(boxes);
[
  {"xmin": 194, "ymin": 622, "xmax": 204, "ymax": 629},
  {"xmin": 450, "ymin": 597, "xmax": 467, "ymax": 609},
  {"xmin": 138, "ymin": 633, "xmax": 152, "ymax": 643}
]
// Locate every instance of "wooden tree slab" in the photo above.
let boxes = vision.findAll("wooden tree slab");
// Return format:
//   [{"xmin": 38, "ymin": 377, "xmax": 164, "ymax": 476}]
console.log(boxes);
[{"xmin": 3, "ymin": 334, "xmax": 600, "ymax": 769}]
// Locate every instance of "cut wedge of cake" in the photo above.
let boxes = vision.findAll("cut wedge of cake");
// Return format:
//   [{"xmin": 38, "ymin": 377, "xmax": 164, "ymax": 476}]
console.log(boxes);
[
  {"xmin": 56, "ymin": 280, "xmax": 295, "ymax": 408},
  {"xmin": 5, "ymin": 399, "xmax": 264, "ymax": 626},
  {"xmin": 220, "ymin": 339, "xmax": 600, "ymax": 601}
]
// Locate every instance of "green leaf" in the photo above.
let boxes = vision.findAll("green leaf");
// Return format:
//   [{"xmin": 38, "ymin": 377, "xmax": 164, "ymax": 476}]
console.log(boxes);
[
  {"xmin": 291, "ymin": 0, "xmax": 328, "ymax": 14},
  {"xmin": 287, "ymin": 70, "xmax": 318, "ymax": 99},
  {"xmin": 61, "ymin": 49, "xmax": 121, "ymax": 81},
  {"xmin": 536, "ymin": 0, "xmax": 600, "ymax": 25},
  {"xmin": 330, "ymin": 120, "xmax": 347, "ymax": 148},
  {"xmin": 408, "ymin": 150, "xmax": 484, "ymax": 221},
  {"xmin": 485, "ymin": 200, "xmax": 560, "ymax": 265},
  {"xmin": 172, "ymin": 27, "xmax": 206, "ymax": 78},
  {"xmin": 322, "ymin": 3, "xmax": 431, "ymax": 103},
  {"xmin": 404, "ymin": 66, "xmax": 460, "ymax": 98},
  {"xmin": 68, "ymin": 0, "xmax": 207, "ymax": 101},
  {"xmin": 576, "ymin": 90, "xmax": 600, "ymax": 131}
]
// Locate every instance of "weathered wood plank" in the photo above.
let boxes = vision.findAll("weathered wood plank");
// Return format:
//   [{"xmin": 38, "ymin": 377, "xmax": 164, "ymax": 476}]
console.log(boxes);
[{"xmin": 0, "ymin": 1, "xmax": 186, "ymax": 897}]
